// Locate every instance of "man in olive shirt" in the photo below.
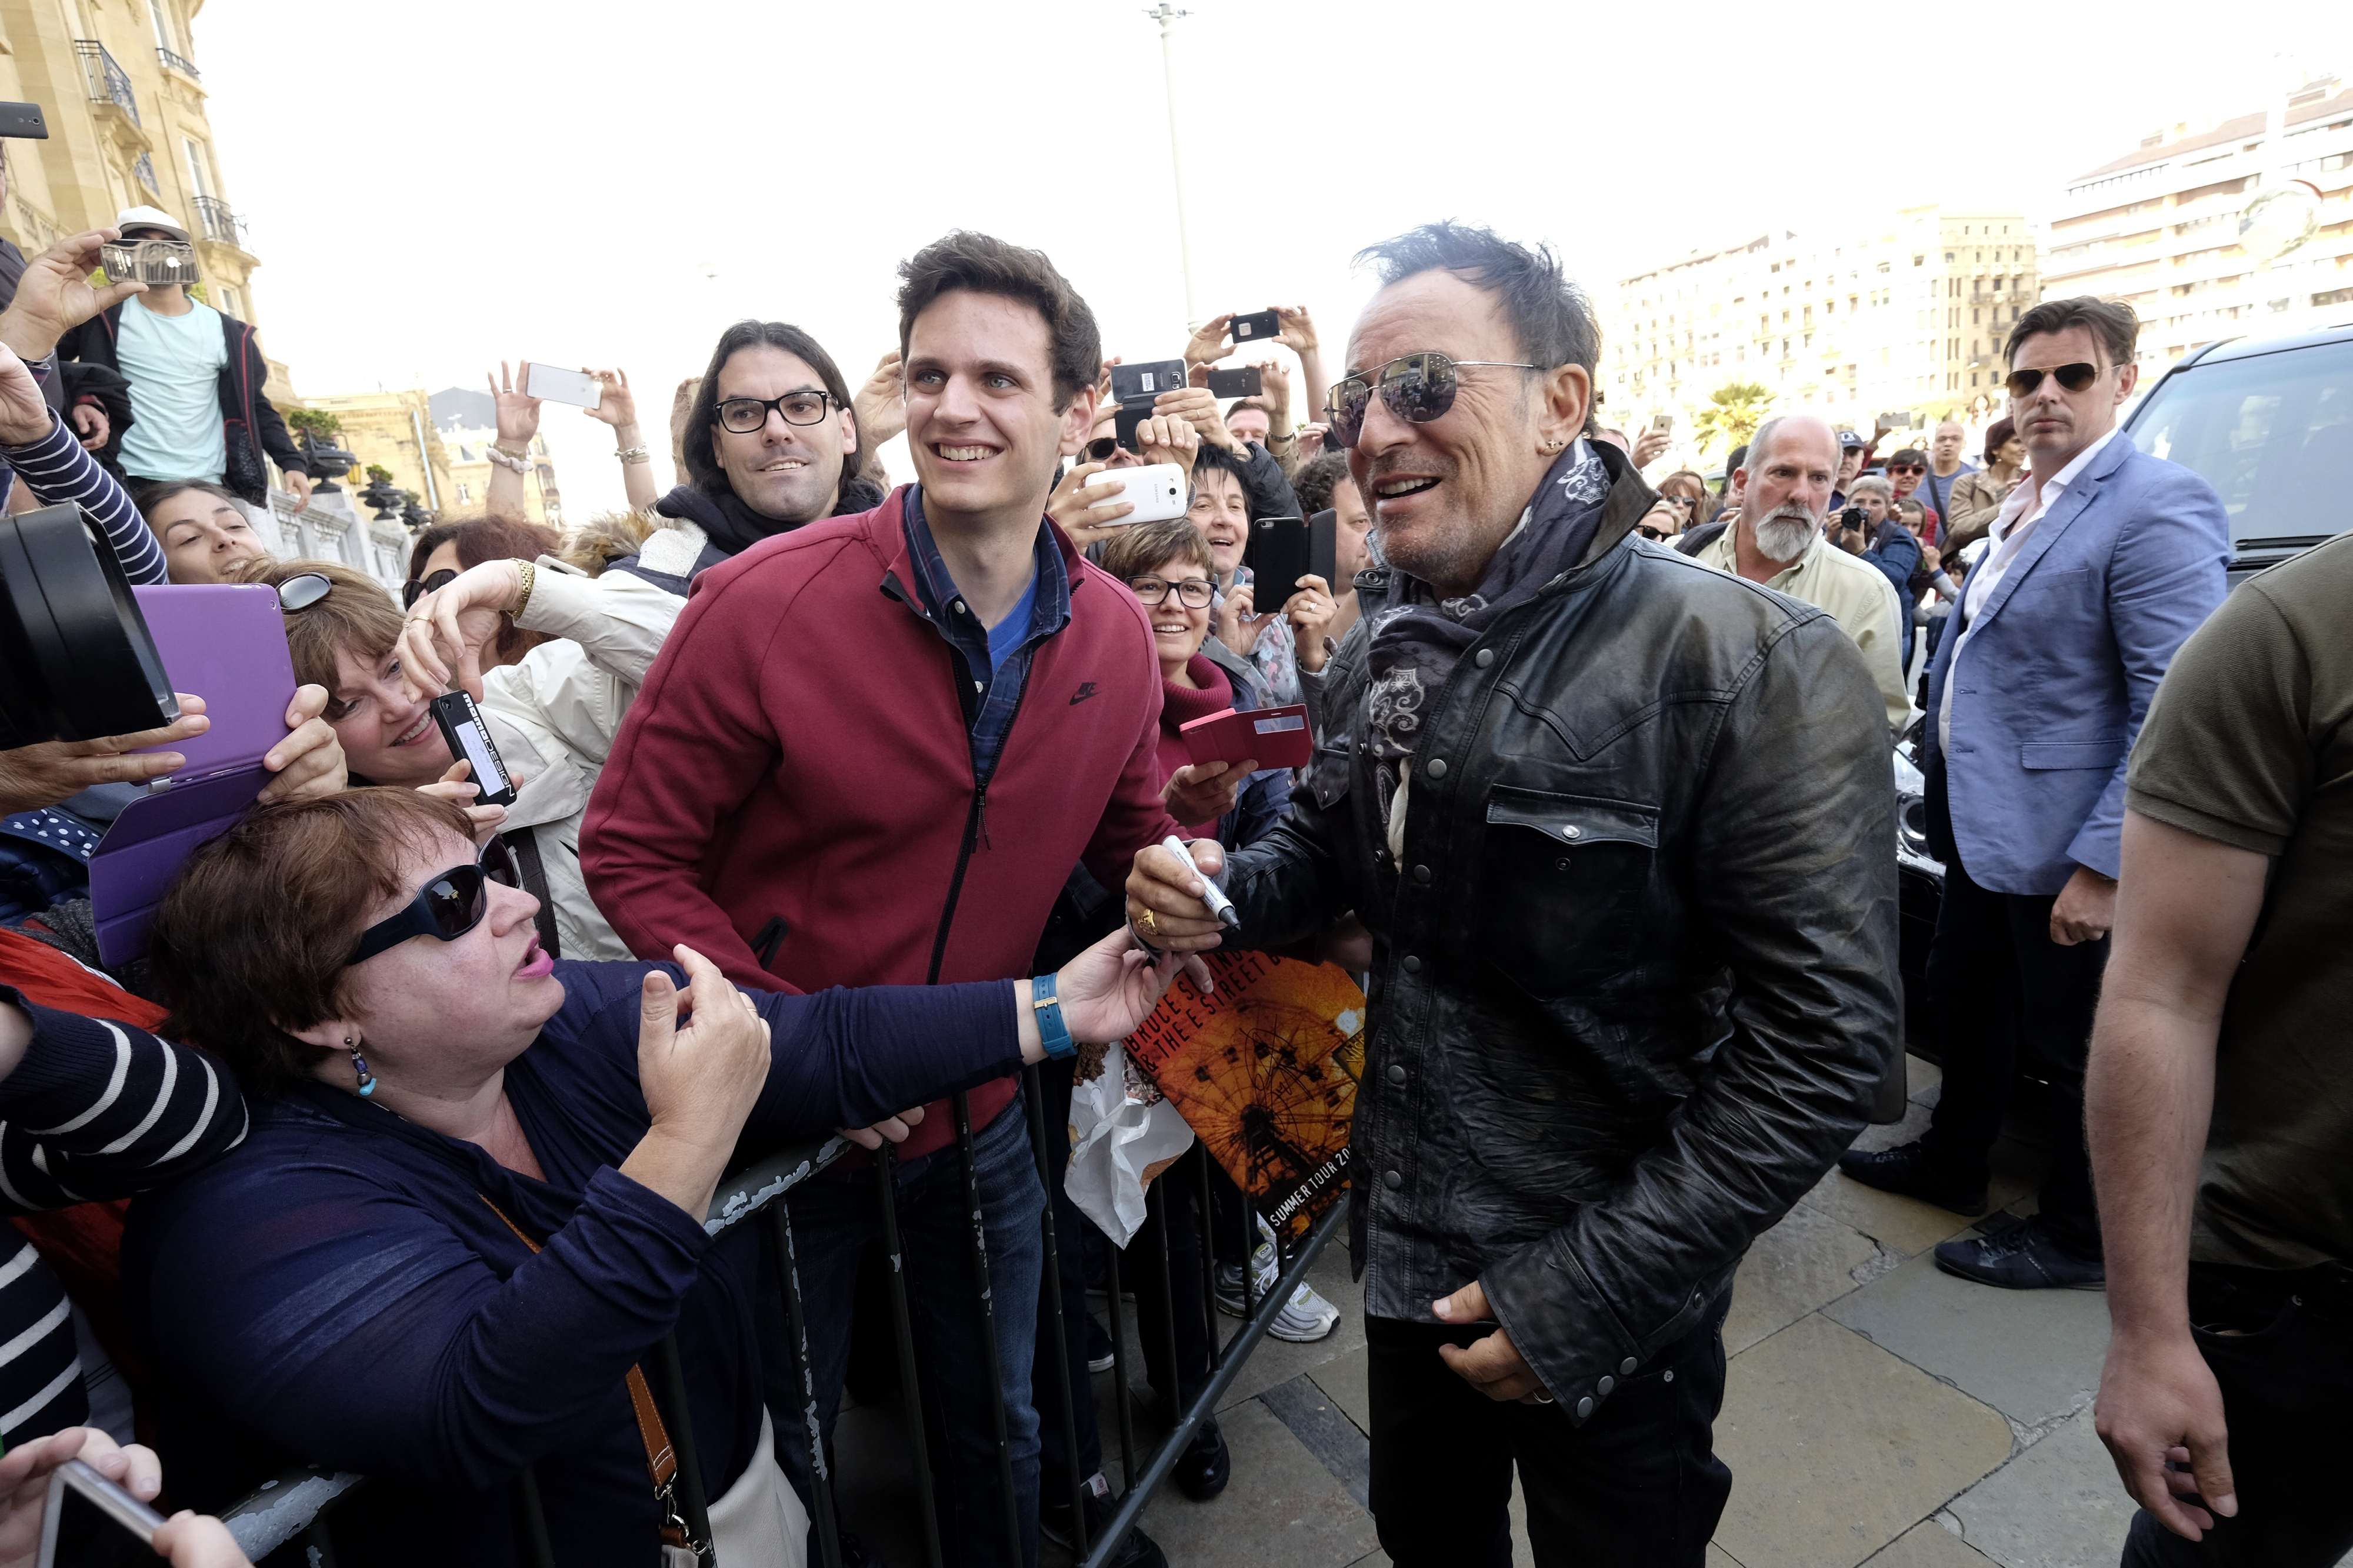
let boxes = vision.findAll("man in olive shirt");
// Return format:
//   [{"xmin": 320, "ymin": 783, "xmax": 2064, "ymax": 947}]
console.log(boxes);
[{"xmin": 2087, "ymin": 533, "xmax": 2353, "ymax": 1566}]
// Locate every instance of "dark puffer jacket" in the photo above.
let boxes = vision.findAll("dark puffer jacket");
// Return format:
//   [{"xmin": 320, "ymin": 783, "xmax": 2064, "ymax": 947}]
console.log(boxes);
[{"xmin": 1219, "ymin": 443, "xmax": 1900, "ymax": 1423}]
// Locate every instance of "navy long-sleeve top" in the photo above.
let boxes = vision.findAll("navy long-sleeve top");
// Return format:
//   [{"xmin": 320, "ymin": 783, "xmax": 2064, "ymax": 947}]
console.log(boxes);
[{"xmin": 125, "ymin": 959, "xmax": 1030, "ymax": 1568}]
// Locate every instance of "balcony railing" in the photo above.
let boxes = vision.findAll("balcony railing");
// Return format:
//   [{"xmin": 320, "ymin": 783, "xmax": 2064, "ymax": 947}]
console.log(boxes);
[
  {"xmin": 132, "ymin": 152, "xmax": 158, "ymax": 198},
  {"xmin": 156, "ymin": 45, "xmax": 199, "ymax": 80},
  {"xmin": 74, "ymin": 40, "xmax": 138, "ymax": 126},
  {"xmin": 193, "ymin": 195, "xmax": 249, "ymax": 252}
]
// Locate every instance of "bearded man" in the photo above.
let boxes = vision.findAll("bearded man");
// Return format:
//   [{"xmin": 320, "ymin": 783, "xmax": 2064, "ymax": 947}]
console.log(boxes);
[{"xmin": 1694, "ymin": 413, "xmax": 1911, "ymax": 735}]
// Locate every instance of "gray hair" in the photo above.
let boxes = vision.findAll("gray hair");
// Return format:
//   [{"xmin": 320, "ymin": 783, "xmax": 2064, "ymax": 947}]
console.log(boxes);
[
  {"xmin": 1745, "ymin": 414, "xmax": 1839, "ymax": 478},
  {"xmin": 1847, "ymin": 474, "xmax": 1894, "ymax": 502}
]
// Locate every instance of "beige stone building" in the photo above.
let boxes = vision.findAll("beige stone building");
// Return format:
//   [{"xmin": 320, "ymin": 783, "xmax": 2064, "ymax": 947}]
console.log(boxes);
[
  {"xmin": 2042, "ymin": 76, "xmax": 2353, "ymax": 369},
  {"xmin": 441, "ymin": 425, "xmax": 561, "ymax": 528},
  {"xmin": 302, "ymin": 388, "xmax": 458, "ymax": 522},
  {"xmin": 1605, "ymin": 205, "xmax": 2039, "ymax": 459}
]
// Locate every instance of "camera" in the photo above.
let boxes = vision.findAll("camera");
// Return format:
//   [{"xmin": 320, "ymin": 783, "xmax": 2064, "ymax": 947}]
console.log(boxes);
[{"xmin": 0, "ymin": 503, "xmax": 176, "ymax": 751}]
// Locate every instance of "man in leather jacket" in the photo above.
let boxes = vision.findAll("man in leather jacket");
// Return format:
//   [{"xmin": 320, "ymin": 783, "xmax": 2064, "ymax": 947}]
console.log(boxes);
[{"xmin": 1126, "ymin": 222, "xmax": 1900, "ymax": 1567}]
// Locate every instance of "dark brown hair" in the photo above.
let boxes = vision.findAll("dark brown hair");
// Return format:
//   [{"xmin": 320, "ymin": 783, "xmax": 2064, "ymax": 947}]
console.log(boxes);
[
  {"xmin": 2004, "ymin": 296, "xmax": 2139, "ymax": 372},
  {"xmin": 414, "ymin": 516, "xmax": 562, "ymax": 662},
  {"xmin": 136, "ymin": 478, "xmax": 244, "ymax": 523},
  {"xmin": 684, "ymin": 321, "xmax": 865, "ymax": 513},
  {"xmin": 896, "ymin": 231, "xmax": 1101, "ymax": 410},
  {"xmin": 1981, "ymin": 416, "xmax": 2018, "ymax": 466},
  {"xmin": 151, "ymin": 790, "xmax": 476, "ymax": 1093}
]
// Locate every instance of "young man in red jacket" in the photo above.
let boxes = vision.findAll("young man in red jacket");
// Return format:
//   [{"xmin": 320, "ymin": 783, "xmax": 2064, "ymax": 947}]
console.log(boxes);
[{"xmin": 583, "ymin": 232, "xmax": 1238, "ymax": 1567}]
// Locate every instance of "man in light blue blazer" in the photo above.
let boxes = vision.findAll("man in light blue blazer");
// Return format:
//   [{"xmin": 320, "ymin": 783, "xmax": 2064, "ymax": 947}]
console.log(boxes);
[{"xmin": 1841, "ymin": 296, "xmax": 2229, "ymax": 1290}]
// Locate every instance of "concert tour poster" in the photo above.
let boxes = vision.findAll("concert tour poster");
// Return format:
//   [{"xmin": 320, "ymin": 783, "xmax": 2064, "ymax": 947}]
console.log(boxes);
[{"xmin": 1124, "ymin": 951, "xmax": 1364, "ymax": 1240}]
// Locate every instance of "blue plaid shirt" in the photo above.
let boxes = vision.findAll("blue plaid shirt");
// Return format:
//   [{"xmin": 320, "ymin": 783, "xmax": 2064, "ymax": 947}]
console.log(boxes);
[{"xmin": 899, "ymin": 488, "xmax": 1072, "ymax": 787}]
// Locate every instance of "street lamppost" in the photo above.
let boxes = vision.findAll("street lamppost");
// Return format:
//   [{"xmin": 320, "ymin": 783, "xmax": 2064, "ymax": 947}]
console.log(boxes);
[{"xmin": 1145, "ymin": 2, "xmax": 1199, "ymax": 325}]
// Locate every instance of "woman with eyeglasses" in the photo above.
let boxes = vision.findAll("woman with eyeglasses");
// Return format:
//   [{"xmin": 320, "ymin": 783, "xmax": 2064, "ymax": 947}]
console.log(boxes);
[
  {"xmin": 125, "ymin": 787, "xmax": 1188, "ymax": 1568},
  {"xmin": 1940, "ymin": 417, "xmax": 2028, "ymax": 554},
  {"xmin": 236, "ymin": 556, "xmax": 685, "ymax": 960}
]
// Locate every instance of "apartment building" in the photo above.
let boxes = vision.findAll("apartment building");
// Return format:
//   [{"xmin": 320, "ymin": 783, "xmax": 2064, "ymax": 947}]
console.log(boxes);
[
  {"xmin": 1605, "ymin": 205, "xmax": 2039, "ymax": 455},
  {"xmin": 2044, "ymin": 76, "xmax": 2353, "ymax": 366}
]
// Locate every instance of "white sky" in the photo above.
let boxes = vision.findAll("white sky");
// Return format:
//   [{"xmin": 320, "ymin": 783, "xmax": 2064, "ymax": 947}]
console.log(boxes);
[{"xmin": 191, "ymin": 0, "xmax": 2351, "ymax": 517}]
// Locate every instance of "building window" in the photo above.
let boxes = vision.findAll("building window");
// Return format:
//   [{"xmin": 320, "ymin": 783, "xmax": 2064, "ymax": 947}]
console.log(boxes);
[
  {"xmin": 215, "ymin": 283, "xmax": 240, "ymax": 318},
  {"xmin": 184, "ymin": 137, "xmax": 215, "ymax": 200}
]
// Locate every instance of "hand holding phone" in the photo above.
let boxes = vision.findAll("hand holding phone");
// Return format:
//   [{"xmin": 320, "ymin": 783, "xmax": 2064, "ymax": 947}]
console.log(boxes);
[
  {"xmin": 519, "ymin": 363, "xmax": 602, "ymax": 410},
  {"xmin": 428, "ymin": 690, "xmax": 516, "ymax": 808},
  {"xmin": 1109, "ymin": 359, "xmax": 1188, "ymax": 405},
  {"xmin": 1229, "ymin": 309, "xmax": 1281, "ymax": 345},
  {"xmin": 1088, "ymin": 463, "xmax": 1188, "ymax": 526},
  {"xmin": 1206, "ymin": 366, "xmax": 1263, "ymax": 399}
]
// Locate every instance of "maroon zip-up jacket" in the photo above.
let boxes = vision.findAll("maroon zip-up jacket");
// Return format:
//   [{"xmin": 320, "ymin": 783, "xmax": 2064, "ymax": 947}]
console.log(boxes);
[{"xmin": 582, "ymin": 486, "xmax": 1179, "ymax": 1158}]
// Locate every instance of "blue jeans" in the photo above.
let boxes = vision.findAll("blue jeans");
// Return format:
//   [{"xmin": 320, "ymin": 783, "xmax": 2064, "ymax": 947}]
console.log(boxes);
[{"xmin": 784, "ymin": 1091, "xmax": 1046, "ymax": 1568}]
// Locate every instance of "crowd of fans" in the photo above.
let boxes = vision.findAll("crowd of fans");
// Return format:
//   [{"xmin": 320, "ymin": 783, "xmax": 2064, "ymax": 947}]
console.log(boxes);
[{"xmin": 0, "ymin": 194, "xmax": 2335, "ymax": 1568}]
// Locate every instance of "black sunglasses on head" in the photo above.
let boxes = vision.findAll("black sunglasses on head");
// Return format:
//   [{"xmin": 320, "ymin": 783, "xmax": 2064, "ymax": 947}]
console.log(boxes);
[
  {"xmin": 399, "ymin": 569, "xmax": 455, "ymax": 610},
  {"xmin": 1322, "ymin": 351, "xmax": 1541, "ymax": 449},
  {"xmin": 346, "ymin": 838, "xmax": 522, "ymax": 968},
  {"xmin": 2006, "ymin": 361, "xmax": 2107, "ymax": 398},
  {"xmin": 278, "ymin": 572, "xmax": 333, "ymax": 612}
]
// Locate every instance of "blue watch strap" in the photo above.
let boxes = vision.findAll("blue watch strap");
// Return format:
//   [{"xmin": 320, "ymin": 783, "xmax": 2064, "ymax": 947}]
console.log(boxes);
[{"xmin": 1032, "ymin": 972, "xmax": 1076, "ymax": 1060}]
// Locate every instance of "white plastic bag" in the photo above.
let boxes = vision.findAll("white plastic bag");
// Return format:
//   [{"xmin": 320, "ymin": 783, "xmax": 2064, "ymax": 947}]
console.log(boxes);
[{"xmin": 1064, "ymin": 1040, "xmax": 1196, "ymax": 1246}]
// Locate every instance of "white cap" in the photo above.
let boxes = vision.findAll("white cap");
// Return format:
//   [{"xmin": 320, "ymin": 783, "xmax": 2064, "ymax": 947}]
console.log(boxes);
[{"xmin": 114, "ymin": 205, "xmax": 191, "ymax": 243}]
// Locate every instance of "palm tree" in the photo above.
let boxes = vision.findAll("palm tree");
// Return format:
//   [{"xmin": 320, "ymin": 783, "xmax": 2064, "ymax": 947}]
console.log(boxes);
[{"xmin": 1690, "ymin": 382, "xmax": 1773, "ymax": 461}]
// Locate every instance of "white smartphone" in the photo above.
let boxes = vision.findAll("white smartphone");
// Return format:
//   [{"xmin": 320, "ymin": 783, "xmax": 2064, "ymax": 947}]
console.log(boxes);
[
  {"xmin": 1095, "ymin": 462, "xmax": 1188, "ymax": 525},
  {"xmin": 520, "ymin": 362, "xmax": 602, "ymax": 409},
  {"xmin": 39, "ymin": 1458, "xmax": 166, "ymax": 1568}
]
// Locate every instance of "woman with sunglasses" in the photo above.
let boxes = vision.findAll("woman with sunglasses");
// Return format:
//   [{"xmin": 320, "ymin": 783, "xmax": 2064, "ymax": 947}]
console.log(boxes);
[
  {"xmin": 402, "ymin": 515, "xmax": 562, "ymax": 673},
  {"xmin": 238, "ymin": 555, "xmax": 685, "ymax": 961},
  {"xmin": 126, "ymin": 787, "xmax": 1190, "ymax": 1568}
]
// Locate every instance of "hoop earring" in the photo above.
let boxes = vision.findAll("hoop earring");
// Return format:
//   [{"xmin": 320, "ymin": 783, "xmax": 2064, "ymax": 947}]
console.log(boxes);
[{"xmin": 346, "ymin": 1036, "xmax": 377, "ymax": 1098}]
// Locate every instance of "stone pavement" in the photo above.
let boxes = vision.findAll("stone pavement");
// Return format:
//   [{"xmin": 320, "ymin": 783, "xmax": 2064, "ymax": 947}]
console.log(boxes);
[{"xmin": 833, "ymin": 1053, "xmax": 2155, "ymax": 1568}]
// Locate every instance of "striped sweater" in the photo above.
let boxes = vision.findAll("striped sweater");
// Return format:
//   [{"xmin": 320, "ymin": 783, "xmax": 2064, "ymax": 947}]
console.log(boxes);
[
  {"xmin": 3, "ymin": 409, "xmax": 168, "ymax": 585},
  {"xmin": 0, "ymin": 936, "xmax": 246, "ymax": 1441}
]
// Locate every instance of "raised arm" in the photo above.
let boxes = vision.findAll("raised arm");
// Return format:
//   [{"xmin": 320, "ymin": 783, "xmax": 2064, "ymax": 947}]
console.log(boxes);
[{"xmin": 584, "ymin": 368, "xmax": 660, "ymax": 513}]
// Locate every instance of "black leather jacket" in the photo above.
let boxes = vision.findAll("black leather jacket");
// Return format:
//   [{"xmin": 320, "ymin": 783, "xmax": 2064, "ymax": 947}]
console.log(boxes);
[{"xmin": 1223, "ymin": 448, "xmax": 1899, "ymax": 1423}]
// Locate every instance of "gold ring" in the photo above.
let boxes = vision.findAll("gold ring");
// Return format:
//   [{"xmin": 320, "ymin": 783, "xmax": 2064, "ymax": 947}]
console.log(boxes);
[{"xmin": 1139, "ymin": 907, "xmax": 1159, "ymax": 935}]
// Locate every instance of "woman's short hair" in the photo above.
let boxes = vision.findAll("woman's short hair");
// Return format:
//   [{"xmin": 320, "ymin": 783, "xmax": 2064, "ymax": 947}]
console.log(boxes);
[
  {"xmin": 1981, "ymin": 416, "xmax": 2017, "ymax": 466},
  {"xmin": 1096, "ymin": 518, "xmax": 1213, "ymax": 584},
  {"xmin": 151, "ymin": 789, "xmax": 478, "ymax": 1094},
  {"xmin": 1847, "ymin": 474, "xmax": 1895, "ymax": 503},
  {"xmin": 415, "ymin": 516, "xmax": 562, "ymax": 661},
  {"xmin": 1894, "ymin": 497, "xmax": 1927, "ymax": 520},
  {"xmin": 229, "ymin": 558, "xmax": 402, "ymax": 691}
]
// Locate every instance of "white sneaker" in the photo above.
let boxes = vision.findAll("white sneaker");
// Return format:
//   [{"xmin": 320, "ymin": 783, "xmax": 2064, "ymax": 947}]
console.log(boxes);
[{"xmin": 1212, "ymin": 1220, "xmax": 1341, "ymax": 1343}]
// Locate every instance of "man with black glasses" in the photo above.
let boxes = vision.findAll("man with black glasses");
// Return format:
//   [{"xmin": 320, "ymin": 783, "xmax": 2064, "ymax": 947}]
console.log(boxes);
[
  {"xmin": 611, "ymin": 319, "xmax": 884, "ymax": 593},
  {"xmin": 1125, "ymin": 222, "xmax": 1899, "ymax": 1567},
  {"xmin": 1842, "ymin": 296, "xmax": 2229, "ymax": 1292}
]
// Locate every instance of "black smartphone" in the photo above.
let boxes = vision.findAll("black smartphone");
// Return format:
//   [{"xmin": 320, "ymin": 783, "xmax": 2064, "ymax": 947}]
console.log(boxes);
[
  {"xmin": 0, "ymin": 102, "xmax": 49, "ymax": 141},
  {"xmin": 1109, "ymin": 359, "xmax": 1187, "ymax": 405},
  {"xmin": 1244, "ymin": 516, "xmax": 1312, "ymax": 605},
  {"xmin": 1206, "ymin": 366, "xmax": 1263, "ymax": 399},
  {"xmin": 38, "ymin": 1459, "xmax": 164, "ymax": 1568},
  {"xmin": 1114, "ymin": 401, "xmax": 1152, "ymax": 453},
  {"xmin": 1308, "ymin": 508, "xmax": 1338, "ymax": 590},
  {"xmin": 1229, "ymin": 309, "xmax": 1281, "ymax": 345},
  {"xmin": 428, "ymin": 689, "xmax": 516, "ymax": 808}
]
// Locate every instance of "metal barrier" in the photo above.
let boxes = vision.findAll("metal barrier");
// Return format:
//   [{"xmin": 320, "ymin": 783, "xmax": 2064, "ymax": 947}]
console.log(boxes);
[{"xmin": 222, "ymin": 1064, "xmax": 1345, "ymax": 1566}]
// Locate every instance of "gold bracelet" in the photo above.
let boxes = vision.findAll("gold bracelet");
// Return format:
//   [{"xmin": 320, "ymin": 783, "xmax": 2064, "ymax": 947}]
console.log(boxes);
[{"xmin": 509, "ymin": 560, "xmax": 536, "ymax": 622}]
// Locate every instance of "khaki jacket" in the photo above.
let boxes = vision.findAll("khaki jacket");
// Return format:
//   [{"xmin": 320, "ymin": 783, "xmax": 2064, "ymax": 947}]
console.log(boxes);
[{"xmin": 1695, "ymin": 528, "xmax": 1911, "ymax": 736}]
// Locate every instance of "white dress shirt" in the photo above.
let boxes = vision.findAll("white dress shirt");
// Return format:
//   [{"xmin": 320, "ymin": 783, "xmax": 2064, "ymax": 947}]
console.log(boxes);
[{"xmin": 1938, "ymin": 427, "xmax": 2121, "ymax": 753}]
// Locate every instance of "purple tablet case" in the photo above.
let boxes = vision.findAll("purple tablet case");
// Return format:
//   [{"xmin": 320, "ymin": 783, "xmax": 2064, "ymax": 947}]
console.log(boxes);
[{"xmin": 91, "ymin": 585, "xmax": 297, "ymax": 966}]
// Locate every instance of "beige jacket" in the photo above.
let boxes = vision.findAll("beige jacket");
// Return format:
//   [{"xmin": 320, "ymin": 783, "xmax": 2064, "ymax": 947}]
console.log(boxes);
[
  {"xmin": 1943, "ymin": 468, "xmax": 2021, "ymax": 553},
  {"xmin": 480, "ymin": 558, "xmax": 685, "ymax": 960},
  {"xmin": 1695, "ymin": 527, "xmax": 1911, "ymax": 737}
]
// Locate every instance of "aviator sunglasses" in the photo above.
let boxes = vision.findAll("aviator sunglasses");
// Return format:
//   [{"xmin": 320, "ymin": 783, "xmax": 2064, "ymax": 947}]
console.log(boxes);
[
  {"xmin": 2005, "ymin": 361, "xmax": 2107, "ymax": 399},
  {"xmin": 1322, "ymin": 351, "xmax": 1541, "ymax": 449},
  {"xmin": 345, "ymin": 836, "xmax": 523, "ymax": 968}
]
